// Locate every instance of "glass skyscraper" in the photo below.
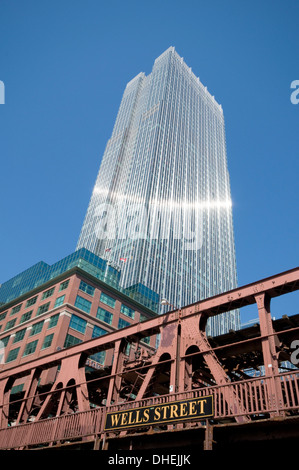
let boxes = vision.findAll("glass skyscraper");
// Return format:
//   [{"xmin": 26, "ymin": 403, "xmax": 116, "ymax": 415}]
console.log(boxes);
[{"xmin": 77, "ymin": 47, "xmax": 240, "ymax": 335}]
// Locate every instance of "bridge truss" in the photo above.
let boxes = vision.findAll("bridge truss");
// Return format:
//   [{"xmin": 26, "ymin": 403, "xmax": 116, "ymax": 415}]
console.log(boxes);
[{"xmin": 0, "ymin": 267, "xmax": 299, "ymax": 450}]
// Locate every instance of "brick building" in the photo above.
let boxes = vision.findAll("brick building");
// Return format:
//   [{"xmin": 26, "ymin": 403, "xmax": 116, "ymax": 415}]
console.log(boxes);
[{"xmin": 0, "ymin": 249, "xmax": 159, "ymax": 399}]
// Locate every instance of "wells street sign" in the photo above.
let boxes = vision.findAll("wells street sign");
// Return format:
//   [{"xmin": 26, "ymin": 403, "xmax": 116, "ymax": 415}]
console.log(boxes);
[{"xmin": 104, "ymin": 395, "xmax": 214, "ymax": 431}]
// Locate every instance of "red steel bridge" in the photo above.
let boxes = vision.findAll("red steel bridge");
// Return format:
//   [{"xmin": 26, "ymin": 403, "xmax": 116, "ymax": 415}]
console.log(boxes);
[{"xmin": 0, "ymin": 267, "xmax": 299, "ymax": 450}]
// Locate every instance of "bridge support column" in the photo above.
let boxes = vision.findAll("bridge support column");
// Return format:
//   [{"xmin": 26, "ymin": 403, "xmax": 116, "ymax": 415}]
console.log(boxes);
[
  {"xmin": 106, "ymin": 339, "xmax": 125, "ymax": 406},
  {"xmin": 0, "ymin": 377, "xmax": 14, "ymax": 428},
  {"xmin": 15, "ymin": 368, "xmax": 42, "ymax": 424},
  {"xmin": 204, "ymin": 421, "xmax": 214, "ymax": 450},
  {"xmin": 255, "ymin": 293, "xmax": 284, "ymax": 415},
  {"xmin": 180, "ymin": 313, "xmax": 249, "ymax": 423}
]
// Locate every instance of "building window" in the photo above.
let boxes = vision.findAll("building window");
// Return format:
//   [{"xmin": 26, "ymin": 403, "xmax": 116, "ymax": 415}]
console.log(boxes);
[
  {"xmin": 54, "ymin": 295, "xmax": 65, "ymax": 308},
  {"xmin": 29, "ymin": 321, "xmax": 44, "ymax": 337},
  {"xmin": 11, "ymin": 384, "xmax": 24, "ymax": 395},
  {"xmin": 79, "ymin": 280, "xmax": 95, "ymax": 297},
  {"xmin": 118, "ymin": 318, "xmax": 130, "ymax": 329},
  {"xmin": 6, "ymin": 347, "xmax": 20, "ymax": 363},
  {"xmin": 41, "ymin": 333, "xmax": 54, "ymax": 350},
  {"xmin": 125, "ymin": 343, "xmax": 131, "ymax": 356},
  {"xmin": 1, "ymin": 336, "xmax": 10, "ymax": 347},
  {"xmin": 26, "ymin": 296, "xmax": 37, "ymax": 308},
  {"xmin": 89, "ymin": 351, "xmax": 106, "ymax": 365},
  {"xmin": 74, "ymin": 295, "xmax": 92, "ymax": 314},
  {"xmin": 13, "ymin": 329, "xmax": 26, "ymax": 343},
  {"xmin": 142, "ymin": 336, "xmax": 150, "ymax": 345},
  {"xmin": 96, "ymin": 307, "xmax": 113, "ymax": 325},
  {"xmin": 10, "ymin": 304, "xmax": 22, "ymax": 316},
  {"xmin": 100, "ymin": 292, "xmax": 115, "ymax": 309},
  {"xmin": 59, "ymin": 280, "xmax": 69, "ymax": 292},
  {"xmin": 42, "ymin": 287, "xmax": 55, "ymax": 300},
  {"xmin": 0, "ymin": 312, "xmax": 7, "ymax": 322},
  {"xmin": 92, "ymin": 325, "xmax": 107, "ymax": 338},
  {"xmin": 69, "ymin": 314, "xmax": 87, "ymax": 334},
  {"xmin": 23, "ymin": 340, "xmax": 38, "ymax": 357},
  {"xmin": 20, "ymin": 311, "xmax": 32, "ymax": 324},
  {"xmin": 120, "ymin": 304, "xmax": 135, "ymax": 319},
  {"xmin": 4, "ymin": 319, "xmax": 16, "ymax": 331},
  {"xmin": 36, "ymin": 302, "xmax": 50, "ymax": 316},
  {"xmin": 48, "ymin": 314, "xmax": 59, "ymax": 329},
  {"xmin": 64, "ymin": 334, "xmax": 82, "ymax": 348}
]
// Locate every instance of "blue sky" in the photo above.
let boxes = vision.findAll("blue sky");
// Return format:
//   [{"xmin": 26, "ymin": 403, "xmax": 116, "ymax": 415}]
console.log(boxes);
[{"xmin": 0, "ymin": 0, "xmax": 298, "ymax": 324}]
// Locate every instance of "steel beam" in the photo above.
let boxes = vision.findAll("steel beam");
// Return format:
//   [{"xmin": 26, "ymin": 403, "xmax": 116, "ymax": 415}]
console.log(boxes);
[{"xmin": 0, "ymin": 266, "xmax": 298, "ymax": 434}]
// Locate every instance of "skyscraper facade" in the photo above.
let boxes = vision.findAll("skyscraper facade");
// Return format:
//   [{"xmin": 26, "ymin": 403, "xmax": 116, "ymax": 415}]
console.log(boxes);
[{"xmin": 77, "ymin": 47, "xmax": 240, "ymax": 335}]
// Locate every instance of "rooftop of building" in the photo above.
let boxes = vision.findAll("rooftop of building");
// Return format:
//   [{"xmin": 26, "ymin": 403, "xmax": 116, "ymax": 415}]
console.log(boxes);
[{"xmin": 0, "ymin": 248, "xmax": 160, "ymax": 314}]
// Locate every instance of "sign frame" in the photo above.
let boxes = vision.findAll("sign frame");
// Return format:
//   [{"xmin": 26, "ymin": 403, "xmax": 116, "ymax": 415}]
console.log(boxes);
[{"xmin": 104, "ymin": 395, "xmax": 214, "ymax": 431}]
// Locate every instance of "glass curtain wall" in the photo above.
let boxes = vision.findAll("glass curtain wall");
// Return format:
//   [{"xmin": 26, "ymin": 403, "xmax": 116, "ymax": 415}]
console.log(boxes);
[{"xmin": 77, "ymin": 47, "xmax": 240, "ymax": 335}]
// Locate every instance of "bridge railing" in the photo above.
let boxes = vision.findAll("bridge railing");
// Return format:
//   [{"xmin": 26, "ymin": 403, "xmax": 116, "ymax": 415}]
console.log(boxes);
[
  {"xmin": 106, "ymin": 370, "xmax": 299, "ymax": 419},
  {"xmin": 0, "ymin": 407, "xmax": 103, "ymax": 449},
  {"xmin": 0, "ymin": 371, "xmax": 299, "ymax": 449}
]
